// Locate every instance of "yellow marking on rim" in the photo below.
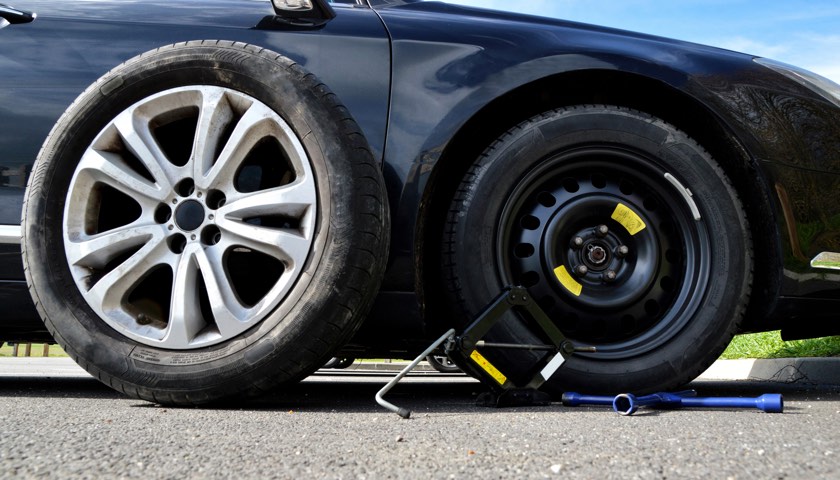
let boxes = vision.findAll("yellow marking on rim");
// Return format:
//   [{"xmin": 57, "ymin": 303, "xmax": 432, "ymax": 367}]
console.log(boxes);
[
  {"xmin": 553, "ymin": 265, "xmax": 582, "ymax": 297},
  {"xmin": 470, "ymin": 350, "xmax": 507, "ymax": 385},
  {"xmin": 612, "ymin": 203, "xmax": 646, "ymax": 235}
]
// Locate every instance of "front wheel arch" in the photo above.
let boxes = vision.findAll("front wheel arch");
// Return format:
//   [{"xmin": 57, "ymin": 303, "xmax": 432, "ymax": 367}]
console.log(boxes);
[{"xmin": 418, "ymin": 70, "xmax": 779, "ymax": 335}]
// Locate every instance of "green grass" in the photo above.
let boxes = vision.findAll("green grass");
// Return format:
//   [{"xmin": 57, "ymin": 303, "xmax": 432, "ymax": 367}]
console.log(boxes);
[
  {"xmin": 0, "ymin": 343, "xmax": 67, "ymax": 358},
  {"xmin": 721, "ymin": 331, "xmax": 840, "ymax": 359}
]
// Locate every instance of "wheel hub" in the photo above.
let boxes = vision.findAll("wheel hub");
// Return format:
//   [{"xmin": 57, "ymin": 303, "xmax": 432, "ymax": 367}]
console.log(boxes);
[
  {"xmin": 570, "ymin": 224, "xmax": 628, "ymax": 275},
  {"xmin": 174, "ymin": 200, "xmax": 205, "ymax": 232},
  {"xmin": 586, "ymin": 243, "xmax": 608, "ymax": 266},
  {"xmin": 500, "ymin": 153, "xmax": 702, "ymax": 351}
]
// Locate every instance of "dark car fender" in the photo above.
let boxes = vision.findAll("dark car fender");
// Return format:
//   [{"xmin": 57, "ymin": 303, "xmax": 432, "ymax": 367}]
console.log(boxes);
[{"xmin": 369, "ymin": 2, "xmax": 793, "ymax": 336}]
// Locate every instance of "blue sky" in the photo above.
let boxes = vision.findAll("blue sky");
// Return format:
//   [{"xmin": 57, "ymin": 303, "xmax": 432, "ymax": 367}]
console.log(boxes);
[{"xmin": 447, "ymin": 0, "xmax": 840, "ymax": 83}]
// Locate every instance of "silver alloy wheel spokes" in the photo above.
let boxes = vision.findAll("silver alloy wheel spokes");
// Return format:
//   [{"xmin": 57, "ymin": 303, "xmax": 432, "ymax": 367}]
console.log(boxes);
[{"xmin": 63, "ymin": 86, "xmax": 317, "ymax": 349}]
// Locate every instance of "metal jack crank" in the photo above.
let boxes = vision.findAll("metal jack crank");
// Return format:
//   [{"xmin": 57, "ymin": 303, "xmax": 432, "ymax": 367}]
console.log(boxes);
[{"xmin": 376, "ymin": 286, "xmax": 595, "ymax": 418}]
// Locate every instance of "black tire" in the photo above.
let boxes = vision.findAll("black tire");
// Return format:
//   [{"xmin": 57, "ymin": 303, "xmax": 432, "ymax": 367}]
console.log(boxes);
[
  {"xmin": 443, "ymin": 105, "xmax": 751, "ymax": 395},
  {"xmin": 323, "ymin": 357, "xmax": 355, "ymax": 369},
  {"xmin": 22, "ymin": 41, "xmax": 389, "ymax": 405},
  {"xmin": 426, "ymin": 354, "xmax": 461, "ymax": 373}
]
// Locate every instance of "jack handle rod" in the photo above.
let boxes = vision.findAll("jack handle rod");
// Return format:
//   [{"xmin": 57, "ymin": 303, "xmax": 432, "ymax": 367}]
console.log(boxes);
[{"xmin": 375, "ymin": 328, "xmax": 456, "ymax": 419}]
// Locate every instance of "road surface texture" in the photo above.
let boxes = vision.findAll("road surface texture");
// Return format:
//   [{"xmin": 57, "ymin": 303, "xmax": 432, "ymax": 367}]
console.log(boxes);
[{"xmin": 1, "ymin": 359, "xmax": 838, "ymax": 479}]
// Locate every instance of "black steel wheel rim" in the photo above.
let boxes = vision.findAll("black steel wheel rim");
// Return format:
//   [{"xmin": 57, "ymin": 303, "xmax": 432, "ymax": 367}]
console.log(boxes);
[{"xmin": 497, "ymin": 146, "xmax": 711, "ymax": 359}]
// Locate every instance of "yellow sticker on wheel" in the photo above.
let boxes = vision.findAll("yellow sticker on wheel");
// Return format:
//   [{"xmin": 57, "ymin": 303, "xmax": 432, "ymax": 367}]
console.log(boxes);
[
  {"xmin": 553, "ymin": 265, "xmax": 582, "ymax": 297},
  {"xmin": 611, "ymin": 203, "xmax": 646, "ymax": 235},
  {"xmin": 470, "ymin": 350, "xmax": 507, "ymax": 385}
]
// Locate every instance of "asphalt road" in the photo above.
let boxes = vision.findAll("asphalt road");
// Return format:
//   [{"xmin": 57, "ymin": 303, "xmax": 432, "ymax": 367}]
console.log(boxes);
[{"xmin": 1, "ymin": 360, "xmax": 839, "ymax": 479}]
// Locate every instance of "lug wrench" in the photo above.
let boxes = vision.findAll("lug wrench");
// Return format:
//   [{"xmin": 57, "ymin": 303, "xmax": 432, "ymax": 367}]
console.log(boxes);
[{"xmin": 562, "ymin": 390, "xmax": 784, "ymax": 415}]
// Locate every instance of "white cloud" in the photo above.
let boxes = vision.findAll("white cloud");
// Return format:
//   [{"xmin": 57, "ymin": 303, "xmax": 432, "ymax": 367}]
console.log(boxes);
[
  {"xmin": 712, "ymin": 37, "xmax": 791, "ymax": 59},
  {"xmin": 793, "ymin": 33, "xmax": 840, "ymax": 82},
  {"xmin": 809, "ymin": 65, "xmax": 840, "ymax": 84}
]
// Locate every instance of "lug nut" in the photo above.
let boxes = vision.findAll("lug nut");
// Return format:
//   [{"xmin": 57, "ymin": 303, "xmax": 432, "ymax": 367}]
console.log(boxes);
[
  {"xmin": 571, "ymin": 236, "xmax": 584, "ymax": 249},
  {"xmin": 595, "ymin": 225, "xmax": 609, "ymax": 238},
  {"xmin": 604, "ymin": 270, "xmax": 617, "ymax": 282},
  {"xmin": 616, "ymin": 245, "xmax": 629, "ymax": 258},
  {"xmin": 575, "ymin": 265, "xmax": 589, "ymax": 276}
]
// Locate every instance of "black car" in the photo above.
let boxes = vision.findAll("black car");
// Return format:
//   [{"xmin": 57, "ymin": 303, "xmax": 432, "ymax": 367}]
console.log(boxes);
[{"xmin": 2, "ymin": 0, "xmax": 839, "ymax": 404}]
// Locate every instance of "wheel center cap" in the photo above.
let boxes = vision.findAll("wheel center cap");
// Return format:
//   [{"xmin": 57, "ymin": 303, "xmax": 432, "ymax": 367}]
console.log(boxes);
[{"xmin": 174, "ymin": 200, "xmax": 205, "ymax": 231}]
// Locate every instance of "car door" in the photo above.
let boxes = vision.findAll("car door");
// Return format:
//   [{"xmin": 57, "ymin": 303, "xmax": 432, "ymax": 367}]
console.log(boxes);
[{"xmin": 0, "ymin": 0, "xmax": 390, "ymax": 226}]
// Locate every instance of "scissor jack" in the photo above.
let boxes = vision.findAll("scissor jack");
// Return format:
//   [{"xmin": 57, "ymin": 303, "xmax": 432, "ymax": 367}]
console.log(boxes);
[{"xmin": 375, "ymin": 286, "xmax": 595, "ymax": 418}]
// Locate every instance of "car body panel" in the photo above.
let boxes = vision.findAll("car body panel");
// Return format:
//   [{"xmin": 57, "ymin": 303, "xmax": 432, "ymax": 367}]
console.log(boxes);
[
  {"xmin": 363, "ymin": 1, "xmax": 840, "ymax": 340},
  {"xmin": 377, "ymin": 1, "xmax": 781, "ymax": 292},
  {"xmin": 0, "ymin": 0, "xmax": 391, "ymax": 227},
  {"xmin": 0, "ymin": 0, "xmax": 393, "ymax": 341},
  {"xmin": 2, "ymin": 0, "xmax": 840, "ymax": 347}
]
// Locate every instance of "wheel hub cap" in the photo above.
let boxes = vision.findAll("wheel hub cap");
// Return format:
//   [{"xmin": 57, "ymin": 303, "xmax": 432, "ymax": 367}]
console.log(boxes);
[{"xmin": 174, "ymin": 200, "xmax": 205, "ymax": 232}]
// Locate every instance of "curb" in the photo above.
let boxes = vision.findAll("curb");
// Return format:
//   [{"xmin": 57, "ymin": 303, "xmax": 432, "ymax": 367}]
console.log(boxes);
[
  {"xmin": 339, "ymin": 358, "xmax": 840, "ymax": 385},
  {"xmin": 697, "ymin": 357, "xmax": 840, "ymax": 385},
  {"xmin": 335, "ymin": 358, "xmax": 840, "ymax": 385}
]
